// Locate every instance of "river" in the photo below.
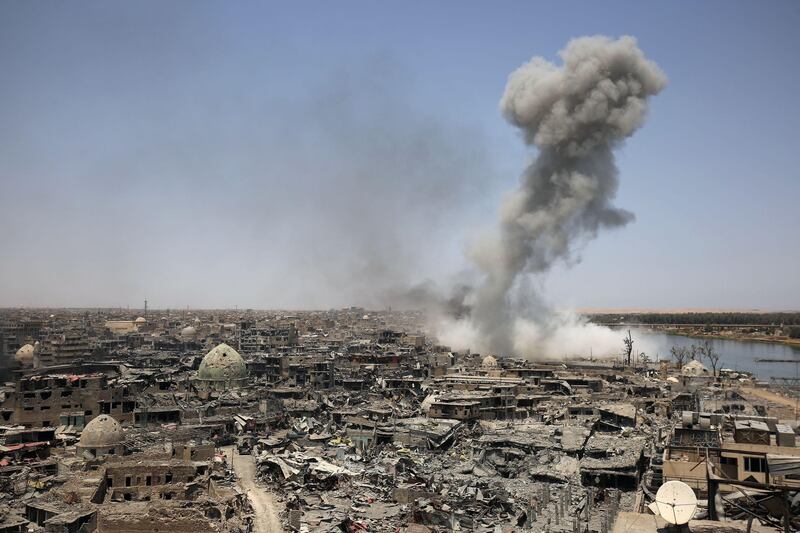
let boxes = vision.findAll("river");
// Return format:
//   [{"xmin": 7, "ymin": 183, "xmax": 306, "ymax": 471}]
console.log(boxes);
[{"xmin": 629, "ymin": 329, "xmax": 800, "ymax": 380}]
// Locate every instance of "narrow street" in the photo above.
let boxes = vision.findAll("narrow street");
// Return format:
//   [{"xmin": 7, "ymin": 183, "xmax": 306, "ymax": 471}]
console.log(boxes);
[{"xmin": 222, "ymin": 446, "xmax": 284, "ymax": 533}]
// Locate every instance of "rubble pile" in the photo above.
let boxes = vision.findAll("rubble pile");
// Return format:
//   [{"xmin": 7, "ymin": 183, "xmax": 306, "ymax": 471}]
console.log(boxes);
[
  {"xmin": 250, "ymin": 401, "xmax": 648, "ymax": 532},
  {"xmin": 0, "ymin": 308, "xmax": 797, "ymax": 532}
]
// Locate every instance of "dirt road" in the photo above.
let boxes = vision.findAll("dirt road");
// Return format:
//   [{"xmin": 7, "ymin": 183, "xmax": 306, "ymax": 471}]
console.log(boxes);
[
  {"xmin": 740, "ymin": 387, "xmax": 799, "ymax": 420},
  {"xmin": 223, "ymin": 446, "xmax": 284, "ymax": 533}
]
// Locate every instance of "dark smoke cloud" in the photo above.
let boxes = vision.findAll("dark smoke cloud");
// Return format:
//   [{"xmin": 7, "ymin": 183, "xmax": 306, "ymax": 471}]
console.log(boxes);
[{"xmin": 439, "ymin": 35, "xmax": 666, "ymax": 357}]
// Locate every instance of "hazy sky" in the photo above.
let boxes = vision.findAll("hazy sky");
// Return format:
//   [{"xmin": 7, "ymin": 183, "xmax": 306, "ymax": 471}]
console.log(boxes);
[{"xmin": 1, "ymin": 1, "xmax": 798, "ymax": 310}]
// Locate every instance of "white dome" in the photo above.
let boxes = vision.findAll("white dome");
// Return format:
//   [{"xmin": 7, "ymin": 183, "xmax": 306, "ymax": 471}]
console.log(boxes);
[
  {"xmin": 482, "ymin": 355, "xmax": 498, "ymax": 368},
  {"xmin": 79, "ymin": 415, "xmax": 124, "ymax": 448},
  {"xmin": 134, "ymin": 317, "xmax": 147, "ymax": 324},
  {"xmin": 15, "ymin": 344, "xmax": 35, "ymax": 364},
  {"xmin": 681, "ymin": 360, "xmax": 709, "ymax": 376},
  {"xmin": 181, "ymin": 325, "xmax": 197, "ymax": 338}
]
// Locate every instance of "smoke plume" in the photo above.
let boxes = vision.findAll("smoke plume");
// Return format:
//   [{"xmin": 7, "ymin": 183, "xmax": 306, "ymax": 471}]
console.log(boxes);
[{"xmin": 439, "ymin": 36, "xmax": 666, "ymax": 358}]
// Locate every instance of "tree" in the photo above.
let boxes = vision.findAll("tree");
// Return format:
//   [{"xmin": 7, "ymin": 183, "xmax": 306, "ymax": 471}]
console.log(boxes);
[
  {"xmin": 670, "ymin": 346, "xmax": 689, "ymax": 369},
  {"xmin": 689, "ymin": 344, "xmax": 699, "ymax": 361},
  {"xmin": 697, "ymin": 339, "xmax": 721, "ymax": 377},
  {"xmin": 622, "ymin": 330, "xmax": 634, "ymax": 366}
]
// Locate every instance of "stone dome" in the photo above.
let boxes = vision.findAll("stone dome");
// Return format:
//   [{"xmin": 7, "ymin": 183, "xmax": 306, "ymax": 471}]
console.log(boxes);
[
  {"xmin": 79, "ymin": 415, "xmax": 124, "ymax": 448},
  {"xmin": 15, "ymin": 344, "xmax": 35, "ymax": 364},
  {"xmin": 481, "ymin": 355, "xmax": 498, "ymax": 368},
  {"xmin": 134, "ymin": 316, "xmax": 147, "ymax": 324},
  {"xmin": 181, "ymin": 325, "xmax": 197, "ymax": 338},
  {"xmin": 198, "ymin": 343, "xmax": 247, "ymax": 381}
]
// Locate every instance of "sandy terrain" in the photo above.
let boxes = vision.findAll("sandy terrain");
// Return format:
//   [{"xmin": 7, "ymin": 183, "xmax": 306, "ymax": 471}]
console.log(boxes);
[{"xmin": 739, "ymin": 387, "xmax": 799, "ymax": 420}]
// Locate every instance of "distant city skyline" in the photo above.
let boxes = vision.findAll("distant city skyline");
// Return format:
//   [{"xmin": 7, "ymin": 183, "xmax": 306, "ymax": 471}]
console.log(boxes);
[{"xmin": 1, "ymin": 1, "xmax": 798, "ymax": 310}]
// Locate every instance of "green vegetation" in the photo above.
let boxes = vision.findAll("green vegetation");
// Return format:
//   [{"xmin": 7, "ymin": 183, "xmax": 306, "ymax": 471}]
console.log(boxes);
[{"xmin": 589, "ymin": 312, "xmax": 800, "ymax": 326}]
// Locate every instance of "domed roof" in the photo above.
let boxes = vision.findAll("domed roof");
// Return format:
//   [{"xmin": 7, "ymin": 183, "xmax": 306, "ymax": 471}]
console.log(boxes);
[
  {"xmin": 134, "ymin": 316, "xmax": 147, "ymax": 324},
  {"xmin": 181, "ymin": 325, "xmax": 197, "ymax": 338},
  {"xmin": 681, "ymin": 360, "xmax": 709, "ymax": 376},
  {"xmin": 15, "ymin": 344, "xmax": 34, "ymax": 363},
  {"xmin": 197, "ymin": 343, "xmax": 247, "ymax": 381},
  {"xmin": 482, "ymin": 355, "xmax": 498, "ymax": 368},
  {"xmin": 79, "ymin": 415, "xmax": 124, "ymax": 448}
]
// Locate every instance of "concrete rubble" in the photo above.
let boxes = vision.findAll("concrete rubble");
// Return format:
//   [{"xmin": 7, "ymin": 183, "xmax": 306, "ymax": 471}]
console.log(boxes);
[{"xmin": 0, "ymin": 308, "xmax": 797, "ymax": 531}]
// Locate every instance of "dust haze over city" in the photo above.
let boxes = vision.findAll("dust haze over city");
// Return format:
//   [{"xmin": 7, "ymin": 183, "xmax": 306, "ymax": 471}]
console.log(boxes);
[{"xmin": 1, "ymin": 2, "xmax": 800, "ymax": 533}]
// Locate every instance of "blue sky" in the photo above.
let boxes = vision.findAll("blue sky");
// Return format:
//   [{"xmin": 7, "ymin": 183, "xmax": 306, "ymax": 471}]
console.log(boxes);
[{"xmin": 1, "ymin": 1, "xmax": 798, "ymax": 309}]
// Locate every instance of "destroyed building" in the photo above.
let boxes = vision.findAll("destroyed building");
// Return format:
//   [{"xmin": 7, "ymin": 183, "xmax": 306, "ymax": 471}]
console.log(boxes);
[
  {"xmin": 76, "ymin": 415, "xmax": 125, "ymax": 459},
  {"xmin": 0, "ymin": 307, "xmax": 796, "ymax": 532},
  {"xmin": 194, "ymin": 343, "xmax": 249, "ymax": 393}
]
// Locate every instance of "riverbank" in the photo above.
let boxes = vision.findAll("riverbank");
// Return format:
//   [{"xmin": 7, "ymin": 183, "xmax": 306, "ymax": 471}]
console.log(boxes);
[
  {"xmin": 615, "ymin": 329, "xmax": 800, "ymax": 379},
  {"xmin": 634, "ymin": 326, "xmax": 800, "ymax": 349}
]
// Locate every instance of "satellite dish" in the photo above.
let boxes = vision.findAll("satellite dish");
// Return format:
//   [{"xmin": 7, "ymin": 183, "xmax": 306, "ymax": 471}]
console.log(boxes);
[{"xmin": 654, "ymin": 481, "xmax": 697, "ymax": 525}]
